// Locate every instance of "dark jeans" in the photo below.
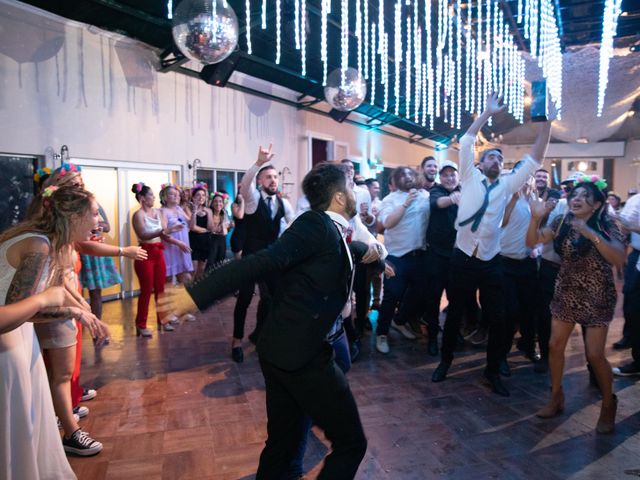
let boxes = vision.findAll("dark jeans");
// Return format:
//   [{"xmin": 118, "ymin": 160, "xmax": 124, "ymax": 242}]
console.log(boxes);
[
  {"xmin": 422, "ymin": 249, "xmax": 450, "ymax": 335},
  {"xmin": 206, "ymin": 234, "xmax": 227, "ymax": 268},
  {"xmin": 501, "ymin": 256, "xmax": 537, "ymax": 355},
  {"xmin": 352, "ymin": 263, "xmax": 370, "ymax": 336},
  {"xmin": 257, "ymin": 347, "xmax": 366, "ymax": 480},
  {"xmin": 233, "ymin": 277, "xmax": 276, "ymax": 340},
  {"xmin": 441, "ymin": 249, "xmax": 506, "ymax": 373},
  {"xmin": 623, "ymin": 250, "xmax": 640, "ymax": 364},
  {"xmin": 535, "ymin": 259, "xmax": 560, "ymax": 359},
  {"xmin": 377, "ymin": 250, "xmax": 427, "ymax": 336}
]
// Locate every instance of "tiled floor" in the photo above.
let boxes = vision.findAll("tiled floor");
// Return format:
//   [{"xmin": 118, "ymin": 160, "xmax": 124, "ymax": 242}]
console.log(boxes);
[{"xmin": 69, "ymin": 293, "xmax": 640, "ymax": 479}]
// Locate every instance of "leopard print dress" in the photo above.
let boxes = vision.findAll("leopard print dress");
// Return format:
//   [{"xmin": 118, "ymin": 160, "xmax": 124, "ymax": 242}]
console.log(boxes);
[{"xmin": 549, "ymin": 215, "xmax": 625, "ymax": 327}]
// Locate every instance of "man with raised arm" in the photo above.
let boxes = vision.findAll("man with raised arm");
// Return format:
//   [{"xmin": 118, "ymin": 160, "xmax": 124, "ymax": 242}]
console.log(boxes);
[{"xmin": 431, "ymin": 93, "xmax": 553, "ymax": 397}]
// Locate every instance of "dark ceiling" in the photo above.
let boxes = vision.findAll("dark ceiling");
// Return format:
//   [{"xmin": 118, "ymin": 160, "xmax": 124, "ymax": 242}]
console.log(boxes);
[{"xmin": 17, "ymin": 0, "xmax": 640, "ymax": 145}]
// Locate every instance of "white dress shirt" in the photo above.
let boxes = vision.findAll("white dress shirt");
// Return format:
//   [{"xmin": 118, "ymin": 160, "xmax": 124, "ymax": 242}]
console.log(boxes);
[
  {"xmin": 455, "ymin": 133, "xmax": 540, "ymax": 261},
  {"xmin": 353, "ymin": 184, "xmax": 375, "ymax": 227},
  {"xmin": 620, "ymin": 193, "xmax": 640, "ymax": 251},
  {"xmin": 240, "ymin": 163, "xmax": 295, "ymax": 233},
  {"xmin": 325, "ymin": 210, "xmax": 356, "ymax": 323},
  {"xmin": 500, "ymin": 196, "xmax": 532, "ymax": 260},
  {"xmin": 540, "ymin": 198, "xmax": 568, "ymax": 264},
  {"xmin": 378, "ymin": 190, "xmax": 430, "ymax": 257}
]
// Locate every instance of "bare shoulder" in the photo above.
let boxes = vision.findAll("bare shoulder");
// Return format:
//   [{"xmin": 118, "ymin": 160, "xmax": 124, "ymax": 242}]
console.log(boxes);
[{"xmin": 6, "ymin": 235, "xmax": 50, "ymax": 269}]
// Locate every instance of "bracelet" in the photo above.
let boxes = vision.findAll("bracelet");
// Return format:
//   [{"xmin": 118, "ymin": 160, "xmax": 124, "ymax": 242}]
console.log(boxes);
[{"xmin": 591, "ymin": 235, "xmax": 602, "ymax": 245}]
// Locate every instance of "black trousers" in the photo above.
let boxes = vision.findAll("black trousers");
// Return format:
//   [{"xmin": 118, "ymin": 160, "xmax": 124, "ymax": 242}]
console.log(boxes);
[
  {"xmin": 352, "ymin": 262, "xmax": 370, "ymax": 336},
  {"xmin": 535, "ymin": 259, "xmax": 560, "ymax": 359},
  {"xmin": 441, "ymin": 249, "xmax": 506, "ymax": 373},
  {"xmin": 206, "ymin": 234, "xmax": 227, "ymax": 268},
  {"xmin": 377, "ymin": 250, "xmax": 427, "ymax": 336},
  {"xmin": 257, "ymin": 347, "xmax": 367, "ymax": 480},
  {"xmin": 422, "ymin": 249, "xmax": 450, "ymax": 336},
  {"xmin": 501, "ymin": 255, "xmax": 537, "ymax": 355},
  {"xmin": 623, "ymin": 250, "xmax": 640, "ymax": 364},
  {"xmin": 233, "ymin": 277, "xmax": 276, "ymax": 340}
]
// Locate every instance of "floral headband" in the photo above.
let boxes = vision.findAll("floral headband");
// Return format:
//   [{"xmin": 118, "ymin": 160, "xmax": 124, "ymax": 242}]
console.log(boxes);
[
  {"xmin": 210, "ymin": 192, "xmax": 230, "ymax": 203},
  {"xmin": 135, "ymin": 182, "xmax": 145, "ymax": 193},
  {"xmin": 42, "ymin": 185, "xmax": 59, "ymax": 209},
  {"xmin": 193, "ymin": 182, "xmax": 208, "ymax": 190},
  {"xmin": 55, "ymin": 162, "xmax": 81, "ymax": 177},
  {"xmin": 577, "ymin": 174, "xmax": 608, "ymax": 192},
  {"xmin": 33, "ymin": 167, "xmax": 52, "ymax": 182},
  {"xmin": 160, "ymin": 183, "xmax": 178, "ymax": 191}
]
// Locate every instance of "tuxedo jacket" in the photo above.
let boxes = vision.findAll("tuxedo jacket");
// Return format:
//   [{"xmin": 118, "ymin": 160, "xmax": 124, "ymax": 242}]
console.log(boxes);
[{"xmin": 187, "ymin": 210, "xmax": 368, "ymax": 371}]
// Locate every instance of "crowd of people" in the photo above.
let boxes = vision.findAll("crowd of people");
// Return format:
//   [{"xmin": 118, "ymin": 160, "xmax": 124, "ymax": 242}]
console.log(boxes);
[{"xmin": 1, "ymin": 93, "xmax": 639, "ymax": 479}]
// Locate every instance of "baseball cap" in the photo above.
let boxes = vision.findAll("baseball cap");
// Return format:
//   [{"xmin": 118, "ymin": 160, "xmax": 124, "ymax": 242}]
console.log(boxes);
[
  {"xmin": 561, "ymin": 172, "xmax": 582, "ymax": 185},
  {"xmin": 439, "ymin": 160, "xmax": 459, "ymax": 173}
]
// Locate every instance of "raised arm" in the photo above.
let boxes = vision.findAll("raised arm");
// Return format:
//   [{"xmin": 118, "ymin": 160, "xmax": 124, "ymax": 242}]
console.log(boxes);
[
  {"xmin": 231, "ymin": 194, "xmax": 245, "ymax": 219},
  {"xmin": 526, "ymin": 197, "xmax": 556, "ymax": 248},
  {"xmin": 241, "ymin": 144, "xmax": 275, "ymax": 214}
]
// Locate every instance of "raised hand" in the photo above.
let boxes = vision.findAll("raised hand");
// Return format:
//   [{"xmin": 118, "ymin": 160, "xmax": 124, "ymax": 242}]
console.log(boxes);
[
  {"xmin": 403, "ymin": 189, "xmax": 418, "ymax": 208},
  {"xmin": 528, "ymin": 196, "xmax": 553, "ymax": 219},
  {"xmin": 484, "ymin": 92, "xmax": 506, "ymax": 116},
  {"xmin": 256, "ymin": 144, "xmax": 275, "ymax": 166}
]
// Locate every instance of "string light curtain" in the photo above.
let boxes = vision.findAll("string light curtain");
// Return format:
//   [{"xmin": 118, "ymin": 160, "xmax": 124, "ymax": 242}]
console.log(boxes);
[{"xmin": 217, "ymin": 1, "xmax": 568, "ymax": 130}]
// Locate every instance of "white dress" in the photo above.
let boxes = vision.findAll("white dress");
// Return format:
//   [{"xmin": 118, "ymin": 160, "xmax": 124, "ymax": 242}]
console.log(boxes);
[{"xmin": 0, "ymin": 233, "xmax": 76, "ymax": 480}]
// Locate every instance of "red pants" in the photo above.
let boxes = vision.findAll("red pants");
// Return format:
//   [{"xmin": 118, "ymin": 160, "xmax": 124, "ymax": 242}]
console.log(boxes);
[
  {"xmin": 134, "ymin": 243, "xmax": 166, "ymax": 329},
  {"xmin": 71, "ymin": 321, "xmax": 83, "ymax": 407}
]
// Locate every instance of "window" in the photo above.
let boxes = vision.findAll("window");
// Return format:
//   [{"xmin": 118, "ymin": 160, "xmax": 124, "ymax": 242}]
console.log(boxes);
[{"xmin": 0, "ymin": 155, "xmax": 38, "ymax": 232}]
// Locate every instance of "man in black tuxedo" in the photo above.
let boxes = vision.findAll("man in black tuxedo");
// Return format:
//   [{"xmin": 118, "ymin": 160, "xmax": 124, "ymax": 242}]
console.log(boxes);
[{"xmin": 168, "ymin": 162, "xmax": 367, "ymax": 479}]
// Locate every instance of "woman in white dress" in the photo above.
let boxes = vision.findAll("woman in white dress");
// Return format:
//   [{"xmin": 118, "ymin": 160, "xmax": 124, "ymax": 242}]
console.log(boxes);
[{"xmin": 0, "ymin": 185, "xmax": 108, "ymax": 479}]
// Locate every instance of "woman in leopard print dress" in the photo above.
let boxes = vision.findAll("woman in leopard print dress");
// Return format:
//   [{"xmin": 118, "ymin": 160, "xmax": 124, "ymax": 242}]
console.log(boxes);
[{"xmin": 527, "ymin": 178, "xmax": 626, "ymax": 434}]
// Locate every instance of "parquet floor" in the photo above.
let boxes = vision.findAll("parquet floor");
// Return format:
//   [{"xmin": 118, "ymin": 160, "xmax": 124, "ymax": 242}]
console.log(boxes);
[{"xmin": 68, "ymin": 292, "xmax": 640, "ymax": 479}]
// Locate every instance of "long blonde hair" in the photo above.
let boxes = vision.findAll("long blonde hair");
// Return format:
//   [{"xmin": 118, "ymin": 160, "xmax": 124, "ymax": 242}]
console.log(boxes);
[{"xmin": 0, "ymin": 186, "xmax": 94, "ymax": 258}]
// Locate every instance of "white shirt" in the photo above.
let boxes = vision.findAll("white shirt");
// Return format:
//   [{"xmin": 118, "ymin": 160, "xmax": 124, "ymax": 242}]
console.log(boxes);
[
  {"xmin": 455, "ymin": 133, "xmax": 540, "ymax": 261},
  {"xmin": 296, "ymin": 195, "xmax": 310, "ymax": 215},
  {"xmin": 619, "ymin": 193, "xmax": 640, "ymax": 251},
  {"xmin": 240, "ymin": 163, "xmax": 295, "ymax": 223},
  {"xmin": 500, "ymin": 196, "xmax": 532, "ymax": 260},
  {"xmin": 294, "ymin": 195, "xmax": 386, "ymax": 259},
  {"xmin": 353, "ymin": 185, "xmax": 375, "ymax": 227},
  {"xmin": 325, "ymin": 210, "xmax": 356, "ymax": 322},
  {"xmin": 378, "ymin": 190, "xmax": 430, "ymax": 257},
  {"xmin": 540, "ymin": 199, "xmax": 568, "ymax": 264}
]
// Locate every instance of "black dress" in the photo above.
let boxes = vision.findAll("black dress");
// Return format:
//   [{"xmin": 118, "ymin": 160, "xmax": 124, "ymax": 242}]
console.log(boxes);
[{"xmin": 189, "ymin": 212, "xmax": 210, "ymax": 262}]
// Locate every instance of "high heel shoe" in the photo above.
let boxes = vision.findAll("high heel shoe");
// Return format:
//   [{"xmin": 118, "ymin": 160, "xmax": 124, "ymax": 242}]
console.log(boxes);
[
  {"xmin": 136, "ymin": 327, "xmax": 153, "ymax": 338},
  {"xmin": 536, "ymin": 388, "xmax": 565, "ymax": 418},
  {"xmin": 157, "ymin": 322, "xmax": 175, "ymax": 332},
  {"xmin": 596, "ymin": 394, "xmax": 617, "ymax": 434}
]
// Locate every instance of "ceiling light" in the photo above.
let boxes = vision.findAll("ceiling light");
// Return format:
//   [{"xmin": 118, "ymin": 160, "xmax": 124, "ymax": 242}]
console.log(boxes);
[
  {"xmin": 621, "ymin": 11, "xmax": 628, "ymax": 16},
  {"xmin": 577, "ymin": 137, "xmax": 589, "ymax": 144},
  {"xmin": 577, "ymin": 161, "xmax": 589, "ymax": 171},
  {"xmin": 597, "ymin": 0, "xmax": 623, "ymax": 117}
]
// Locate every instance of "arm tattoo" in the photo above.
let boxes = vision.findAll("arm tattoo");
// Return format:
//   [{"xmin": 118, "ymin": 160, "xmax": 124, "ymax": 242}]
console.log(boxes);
[{"xmin": 5, "ymin": 252, "xmax": 50, "ymax": 305}]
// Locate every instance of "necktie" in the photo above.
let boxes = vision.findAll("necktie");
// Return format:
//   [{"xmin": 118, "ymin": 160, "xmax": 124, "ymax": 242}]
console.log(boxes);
[
  {"xmin": 265, "ymin": 196, "xmax": 275, "ymax": 219},
  {"xmin": 458, "ymin": 179, "xmax": 500, "ymax": 232}
]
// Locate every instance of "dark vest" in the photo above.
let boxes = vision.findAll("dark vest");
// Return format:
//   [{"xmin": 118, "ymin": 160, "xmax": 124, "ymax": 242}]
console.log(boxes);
[{"xmin": 242, "ymin": 193, "xmax": 285, "ymax": 255}]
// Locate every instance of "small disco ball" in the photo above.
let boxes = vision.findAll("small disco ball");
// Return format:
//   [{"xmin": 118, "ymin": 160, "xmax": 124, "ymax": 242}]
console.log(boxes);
[
  {"xmin": 324, "ymin": 67, "xmax": 367, "ymax": 112},
  {"xmin": 172, "ymin": 0, "xmax": 239, "ymax": 65}
]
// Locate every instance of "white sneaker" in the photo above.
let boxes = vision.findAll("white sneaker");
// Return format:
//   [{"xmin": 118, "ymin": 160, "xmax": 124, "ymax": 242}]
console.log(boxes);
[
  {"xmin": 391, "ymin": 320, "xmax": 417, "ymax": 340},
  {"xmin": 58, "ymin": 414, "xmax": 81, "ymax": 429},
  {"xmin": 376, "ymin": 335, "xmax": 390, "ymax": 354},
  {"xmin": 181, "ymin": 313, "xmax": 197, "ymax": 322},
  {"xmin": 81, "ymin": 388, "xmax": 97, "ymax": 402},
  {"xmin": 166, "ymin": 314, "xmax": 180, "ymax": 325},
  {"xmin": 73, "ymin": 406, "xmax": 89, "ymax": 418}
]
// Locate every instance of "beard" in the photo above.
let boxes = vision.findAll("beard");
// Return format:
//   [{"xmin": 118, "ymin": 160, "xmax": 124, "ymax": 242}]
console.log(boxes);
[
  {"xmin": 263, "ymin": 184, "xmax": 278, "ymax": 195},
  {"xmin": 425, "ymin": 173, "xmax": 436, "ymax": 183}
]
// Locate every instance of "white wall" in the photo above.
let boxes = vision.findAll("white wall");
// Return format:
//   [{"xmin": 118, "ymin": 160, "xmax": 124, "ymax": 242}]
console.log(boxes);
[{"xmin": 0, "ymin": 1, "xmax": 442, "ymax": 205}]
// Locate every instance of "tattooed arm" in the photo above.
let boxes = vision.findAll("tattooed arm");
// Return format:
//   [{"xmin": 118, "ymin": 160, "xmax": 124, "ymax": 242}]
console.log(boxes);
[{"xmin": 0, "ymin": 286, "xmax": 70, "ymax": 332}]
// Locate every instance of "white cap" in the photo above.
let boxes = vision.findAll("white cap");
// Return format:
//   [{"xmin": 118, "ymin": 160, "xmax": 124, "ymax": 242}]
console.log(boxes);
[
  {"xmin": 439, "ymin": 160, "xmax": 458, "ymax": 173},
  {"xmin": 561, "ymin": 172, "xmax": 582, "ymax": 184}
]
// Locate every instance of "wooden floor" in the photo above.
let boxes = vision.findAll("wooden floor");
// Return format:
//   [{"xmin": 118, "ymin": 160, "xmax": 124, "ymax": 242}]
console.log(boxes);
[{"xmin": 69, "ymin": 293, "xmax": 640, "ymax": 480}]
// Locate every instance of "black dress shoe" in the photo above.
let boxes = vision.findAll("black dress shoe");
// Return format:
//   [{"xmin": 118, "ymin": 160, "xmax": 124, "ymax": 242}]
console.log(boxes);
[
  {"xmin": 231, "ymin": 346, "xmax": 244, "ymax": 363},
  {"xmin": 499, "ymin": 359, "xmax": 512, "ymax": 377},
  {"xmin": 431, "ymin": 362, "xmax": 451, "ymax": 383},
  {"xmin": 427, "ymin": 338, "xmax": 439, "ymax": 357},
  {"xmin": 613, "ymin": 336, "xmax": 632, "ymax": 350},
  {"xmin": 483, "ymin": 370, "xmax": 510, "ymax": 397}
]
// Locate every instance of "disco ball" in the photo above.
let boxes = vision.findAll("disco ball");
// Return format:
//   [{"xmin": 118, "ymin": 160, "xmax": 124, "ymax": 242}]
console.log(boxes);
[
  {"xmin": 324, "ymin": 68, "xmax": 368, "ymax": 112},
  {"xmin": 172, "ymin": 0, "xmax": 239, "ymax": 65}
]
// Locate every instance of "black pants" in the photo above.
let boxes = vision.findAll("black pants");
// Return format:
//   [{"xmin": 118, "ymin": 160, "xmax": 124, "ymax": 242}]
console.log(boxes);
[
  {"xmin": 207, "ymin": 234, "xmax": 227, "ymax": 268},
  {"xmin": 623, "ymin": 250, "xmax": 640, "ymax": 364},
  {"xmin": 535, "ymin": 259, "xmax": 560, "ymax": 359},
  {"xmin": 377, "ymin": 250, "xmax": 427, "ymax": 336},
  {"xmin": 257, "ymin": 348, "xmax": 367, "ymax": 480},
  {"xmin": 233, "ymin": 277, "xmax": 276, "ymax": 340},
  {"xmin": 422, "ymin": 249, "xmax": 451, "ymax": 336},
  {"xmin": 352, "ymin": 262, "xmax": 370, "ymax": 336},
  {"xmin": 501, "ymin": 256, "xmax": 537, "ymax": 355},
  {"xmin": 441, "ymin": 249, "xmax": 505, "ymax": 373}
]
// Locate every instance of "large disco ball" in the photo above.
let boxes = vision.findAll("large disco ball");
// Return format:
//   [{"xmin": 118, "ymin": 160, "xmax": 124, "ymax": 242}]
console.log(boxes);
[
  {"xmin": 172, "ymin": 0, "xmax": 239, "ymax": 65},
  {"xmin": 324, "ymin": 67, "xmax": 367, "ymax": 112}
]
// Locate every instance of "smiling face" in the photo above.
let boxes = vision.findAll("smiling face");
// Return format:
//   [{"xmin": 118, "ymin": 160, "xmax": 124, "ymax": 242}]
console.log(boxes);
[
  {"xmin": 71, "ymin": 199, "xmax": 100, "ymax": 242},
  {"xmin": 367, "ymin": 181, "xmax": 380, "ymax": 199},
  {"xmin": 439, "ymin": 166, "xmax": 459, "ymax": 191},
  {"xmin": 192, "ymin": 189, "xmax": 206, "ymax": 207},
  {"xmin": 164, "ymin": 187, "xmax": 179, "ymax": 207},
  {"xmin": 535, "ymin": 170, "xmax": 549, "ymax": 190},
  {"xmin": 395, "ymin": 168, "xmax": 417, "ymax": 192},
  {"xmin": 479, "ymin": 149, "xmax": 504, "ymax": 180},
  {"xmin": 422, "ymin": 159, "xmax": 438, "ymax": 183},
  {"xmin": 211, "ymin": 195, "xmax": 224, "ymax": 212},
  {"xmin": 568, "ymin": 185, "xmax": 602, "ymax": 219},
  {"xmin": 141, "ymin": 189, "xmax": 155, "ymax": 208},
  {"xmin": 258, "ymin": 167, "xmax": 279, "ymax": 195}
]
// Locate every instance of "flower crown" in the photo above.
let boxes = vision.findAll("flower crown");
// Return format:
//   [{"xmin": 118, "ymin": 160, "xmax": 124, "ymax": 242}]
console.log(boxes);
[
  {"xmin": 135, "ymin": 182, "xmax": 145, "ymax": 193},
  {"xmin": 55, "ymin": 162, "xmax": 81, "ymax": 177},
  {"xmin": 160, "ymin": 183, "xmax": 178, "ymax": 191},
  {"xmin": 33, "ymin": 167, "xmax": 52, "ymax": 182},
  {"xmin": 193, "ymin": 182, "xmax": 208, "ymax": 190},
  {"xmin": 42, "ymin": 185, "xmax": 59, "ymax": 209},
  {"xmin": 578, "ymin": 174, "xmax": 608, "ymax": 192},
  {"xmin": 210, "ymin": 191, "xmax": 230, "ymax": 203}
]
